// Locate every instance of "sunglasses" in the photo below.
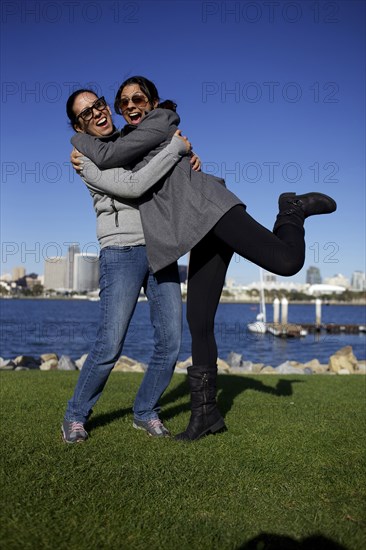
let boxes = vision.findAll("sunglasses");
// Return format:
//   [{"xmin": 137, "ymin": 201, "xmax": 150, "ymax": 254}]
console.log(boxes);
[
  {"xmin": 119, "ymin": 93, "xmax": 149, "ymax": 111},
  {"xmin": 76, "ymin": 96, "xmax": 108, "ymax": 122}
]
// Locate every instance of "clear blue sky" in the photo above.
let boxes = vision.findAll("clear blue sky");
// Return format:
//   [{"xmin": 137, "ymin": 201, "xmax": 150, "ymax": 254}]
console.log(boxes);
[{"xmin": 1, "ymin": 0, "xmax": 365, "ymax": 284}]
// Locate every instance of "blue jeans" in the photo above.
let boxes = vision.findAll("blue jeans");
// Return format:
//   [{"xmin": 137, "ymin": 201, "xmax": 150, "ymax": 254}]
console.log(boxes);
[{"xmin": 65, "ymin": 245, "xmax": 182, "ymax": 423}]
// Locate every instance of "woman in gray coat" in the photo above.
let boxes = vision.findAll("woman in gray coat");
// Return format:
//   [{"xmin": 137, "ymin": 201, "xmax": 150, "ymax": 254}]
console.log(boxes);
[{"xmin": 72, "ymin": 76, "xmax": 337, "ymax": 442}]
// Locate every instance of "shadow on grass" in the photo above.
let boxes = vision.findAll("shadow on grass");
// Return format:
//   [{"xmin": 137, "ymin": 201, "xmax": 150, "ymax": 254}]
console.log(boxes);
[
  {"xmin": 161, "ymin": 375, "xmax": 305, "ymax": 421},
  {"xmin": 217, "ymin": 375, "xmax": 305, "ymax": 418},
  {"xmin": 237, "ymin": 532, "xmax": 349, "ymax": 549},
  {"xmin": 86, "ymin": 378, "xmax": 191, "ymax": 433},
  {"xmin": 87, "ymin": 375, "xmax": 306, "ymax": 431},
  {"xmin": 87, "ymin": 406, "xmax": 131, "ymax": 433}
]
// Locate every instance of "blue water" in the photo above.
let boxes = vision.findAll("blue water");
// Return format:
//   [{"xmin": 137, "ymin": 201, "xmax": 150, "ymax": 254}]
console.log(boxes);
[{"xmin": 0, "ymin": 299, "xmax": 365, "ymax": 365}]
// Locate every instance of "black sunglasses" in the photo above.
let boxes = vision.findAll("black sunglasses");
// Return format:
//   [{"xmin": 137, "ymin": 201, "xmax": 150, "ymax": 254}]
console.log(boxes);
[{"xmin": 76, "ymin": 96, "xmax": 108, "ymax": 122}]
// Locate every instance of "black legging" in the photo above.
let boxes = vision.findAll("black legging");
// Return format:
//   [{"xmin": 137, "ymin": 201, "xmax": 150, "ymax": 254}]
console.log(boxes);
[{"xmin": 187, "ymin": 205, "xmax": 305, "ymax": 366}]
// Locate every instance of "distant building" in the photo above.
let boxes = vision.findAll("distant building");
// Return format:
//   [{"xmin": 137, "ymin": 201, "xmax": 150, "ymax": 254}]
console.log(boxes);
[
  {"xmin": 65, "ymin": 244, "xmax": 80, "ymax": 290},
  {"xmin": 324, "ymin": 274, "xmax": 350, "ymax": 289},
  {"xmin": 351, "ymin": 271, "xmax": 366, "ymax": 291},
  {"xmin": 12, "ymin": 266, "xmax": 26, "ymax": 281},
  {"xmin": 24, "ymin": 274, "xmax": 41, "ymax": 289},
  {"xmin": 306, "ymin": 266, "xmax": 322, "ymax": 285},
  {"xmin": 44, "ymin": 257, "xmax": 67, "ymax": 290},
  {"xmin": 73, "ymin": 253, "xmax": 99, "ymax": 292},
  {"xmin": 307, "ymin": 284, "xmax": 345, "ymax": 296}
]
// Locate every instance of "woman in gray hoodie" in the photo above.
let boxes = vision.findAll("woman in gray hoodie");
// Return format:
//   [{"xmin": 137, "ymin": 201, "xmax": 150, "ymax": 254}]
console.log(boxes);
[{"xmin": 62, "ymin": 89, "xmax": 193, "ymax": 443}]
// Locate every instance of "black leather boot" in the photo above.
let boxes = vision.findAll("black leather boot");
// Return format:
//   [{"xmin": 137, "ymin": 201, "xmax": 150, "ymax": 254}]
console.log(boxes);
[
  {"xmin": 175, "ymin": 365, "xmax": 226, "ymax": 441},
  {"xmin": 273, "ymin": 192, "xmax": 337, "ymax": 233}
]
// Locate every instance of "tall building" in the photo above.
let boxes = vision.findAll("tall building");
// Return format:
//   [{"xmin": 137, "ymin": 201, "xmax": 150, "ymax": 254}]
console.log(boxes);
[
  {"xmin": 351, "ymin": 271, "xmax": 366, "ymax": 291},
  {"xmin": 65, "ymin": 244, "xmax": 80, "ymax": 290},
  {"xmin": 12, "ymin": 266, "xmax": 26, "ymax": 281},
  {"xmin": 306, "ymin": 266, "xmax": 322, "ymax": 285},
  {"xmin": 73, "ymin": 253, "xmax": 99, "ymax": 292},
  {"xmin": 44, "ymin": 257, "xmax": 67, "ymax": 290}
]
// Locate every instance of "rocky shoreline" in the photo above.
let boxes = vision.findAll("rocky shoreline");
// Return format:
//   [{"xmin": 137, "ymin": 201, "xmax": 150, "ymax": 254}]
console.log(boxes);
[{"xmin": 0, "ymin": 345, "xmax": 365, "ymax": 375}]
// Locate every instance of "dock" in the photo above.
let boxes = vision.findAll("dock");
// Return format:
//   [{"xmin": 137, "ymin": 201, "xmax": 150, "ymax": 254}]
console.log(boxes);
[
  {"xmin": 265, "ymin": 323, "xmax": 366, "ymax": 338},
  {"xmin": 301, "ymin": 323, "xmax": 366, "ymax": 334}
]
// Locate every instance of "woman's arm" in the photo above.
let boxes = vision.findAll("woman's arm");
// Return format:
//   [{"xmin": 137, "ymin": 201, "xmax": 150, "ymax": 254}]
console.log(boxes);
[
  {"xmin": 71, "ymin": 109, "xmax": 180, "ymax": 170},
  {"xmin": 80, "ymin": 133, "xmax": 189, "ymax": 199}
]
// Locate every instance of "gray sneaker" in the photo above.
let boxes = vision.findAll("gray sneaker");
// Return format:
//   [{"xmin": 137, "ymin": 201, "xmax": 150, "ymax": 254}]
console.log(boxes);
[
  {"xmin": 133, "ymin": 418, "xmax": 170, "ymax": 438},
  {"xmin": 61, "ymin": 419, "xmax": 88, "ymax": 444}
]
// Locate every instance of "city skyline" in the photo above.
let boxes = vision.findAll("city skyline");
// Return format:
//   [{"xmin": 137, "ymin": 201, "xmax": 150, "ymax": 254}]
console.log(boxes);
[{"xmin": 2, "ymin": 260, "xmax": 365, "ymax": 291}]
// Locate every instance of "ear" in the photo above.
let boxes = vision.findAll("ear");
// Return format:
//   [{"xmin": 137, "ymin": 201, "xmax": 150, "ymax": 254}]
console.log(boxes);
[
  {"xmin": 152, "ymin": 99, "xmax": 159, "ymax": 109},
  {"xmin": 107, "ymin": 105, "xmax": 112, "ymax": 116},
  {"xmin": 74, "ymin": 124, "xmax": 83, "ymax": 133}
]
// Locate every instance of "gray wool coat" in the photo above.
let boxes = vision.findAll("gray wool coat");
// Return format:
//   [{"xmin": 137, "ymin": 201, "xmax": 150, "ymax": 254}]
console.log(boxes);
[{"xmin": 72, "ymin": 109, "xmax": 244, "ymax": 273}]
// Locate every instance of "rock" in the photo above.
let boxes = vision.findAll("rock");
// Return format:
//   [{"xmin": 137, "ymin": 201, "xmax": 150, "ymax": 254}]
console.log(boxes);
[
  {"xmin": 14, "ymin": 355, "xmax": 40, "ymax": 369},
  {"xmin": 113, "ymin": 356, "xmax": 146, "ymax": 373},
  {"xmin": 328, "ymin": 346, "xmax": 358, "ymax": 374},
  {"xmin": 217, "ymin": 358, "xmax": 231, "ymax": 373},
  {"xmin": 175, "ymin": 357, "xmax": 192, "ymax": 375},
  {"xmin": 289, "ymin": 360, "xmax": 305, "ymax": 368},
  {"xmin": 275, "ymin": 361, "xmax": 306, "ymax": 375},
  {"xmin": 75, "ymin": 354, "xmax": 88, "ymax": 370},
  {"xmin": 229, "ymin": 362, "xmax": 264, "ymax": 375},
  {"xmin": 226, "ymin": 352, "xmax": 242, "ymax": 368},
  {"xmin": 174, "ymin": 366, "xmax": 188, "ymax": 374},
  {"xmin": 175, "ymin": 356, "xmax": 230, "ymax": 374},
  {"xmin": 304, "ymin": 359, "xmax": 329, "ymax": 374},
  {"xmin": 304, "ymin": 358, "xmax": 320, "ymax": 369},
  {"xmin": 114, "ymin": 355, "xmax": 136, "ymax": 368},
  {"xmin": 176, "ymin": 357, "xmax": 192, "ymax": 370},
  {"xmin": 0, "ymin": 358, "xmax": 16, "ymax": 370},
  {"xmin": 355, "ymin": 362, "xmax": 366, "ymax": 374},
  {"xmin": 40, "ymin": 358, "xmax": 58, "ymax": 371},
  {"xmin": 113, "ymin": 363, "xmax": 145, "ymax": 373},
  {"xmin": 40, "ymin": 353, "xmax": 58, "ymax": 362},
  {"xmin": 252, "ymin": 363, "xmax": 265, "ymax": 374},
  {"xmin": 57, "ymin": 355, "xmax": 76, "ymax": 371},
  {"xmin": 260, "ymin": 366, "xmax": 276, "ymax": 374}
]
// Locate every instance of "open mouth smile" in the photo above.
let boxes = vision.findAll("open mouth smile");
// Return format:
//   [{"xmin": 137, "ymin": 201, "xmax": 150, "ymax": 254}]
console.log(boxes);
[
  {"xmin": 96, "ymin": 117, "xmax": 108, "ymax": 127},
  {"xmin": 128, "ymin": 112, "xmax": 142, "ymax": 124}
]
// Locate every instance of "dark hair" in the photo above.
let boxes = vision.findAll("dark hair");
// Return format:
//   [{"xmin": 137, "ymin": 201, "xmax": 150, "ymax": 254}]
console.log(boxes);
[
  {"xmin": 66, "ymin": 88, "xmax": 98, "ymax": 130},
  {"xmin": 158, "ymin": 99, "xmax": 177, "ymax": 112},
  {"xmin": 114, "ymin": 75, "xmax": 177, "ymax": 115}
]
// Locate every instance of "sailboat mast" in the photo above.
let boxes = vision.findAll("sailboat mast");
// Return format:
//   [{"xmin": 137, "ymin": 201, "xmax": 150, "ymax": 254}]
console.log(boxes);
[{"xmin": 259, "ymin": 268, "xmax": 266, "ymax": 324}]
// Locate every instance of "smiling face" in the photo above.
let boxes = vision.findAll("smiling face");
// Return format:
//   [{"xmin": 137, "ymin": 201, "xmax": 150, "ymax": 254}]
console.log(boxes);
[
  {"xmin": 119, "ymin": 84, "xmax": 158, "ymax": 126},
  {"xmin": 73, "ymin": 92, "xmax": 114, "ymax": 137}
]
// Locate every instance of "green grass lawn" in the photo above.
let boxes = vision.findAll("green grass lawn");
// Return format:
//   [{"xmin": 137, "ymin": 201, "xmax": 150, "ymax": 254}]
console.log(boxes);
[{"xmin": 1, "ymin": 372, "xmax": 365, "ymax": 550}]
